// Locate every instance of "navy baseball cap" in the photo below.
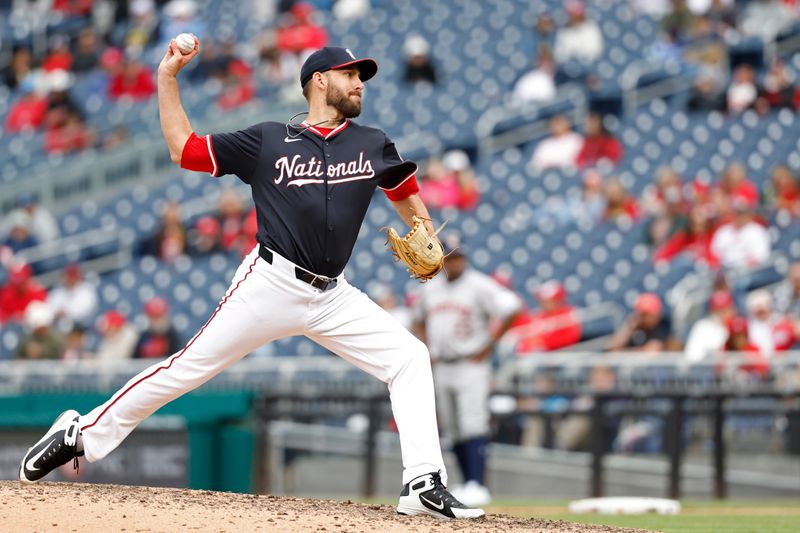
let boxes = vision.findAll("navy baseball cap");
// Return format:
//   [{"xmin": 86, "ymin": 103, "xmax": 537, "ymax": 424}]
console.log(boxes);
[{"xmin": 299, "ymin": 47, "xmax": 378, "ymax": 89}]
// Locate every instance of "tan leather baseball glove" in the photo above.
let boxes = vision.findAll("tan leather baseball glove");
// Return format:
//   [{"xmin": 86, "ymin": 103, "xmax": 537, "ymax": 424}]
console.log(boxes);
[{"xmin": 384, "ymin": 216, "xmax": 445, "ymax": 282}]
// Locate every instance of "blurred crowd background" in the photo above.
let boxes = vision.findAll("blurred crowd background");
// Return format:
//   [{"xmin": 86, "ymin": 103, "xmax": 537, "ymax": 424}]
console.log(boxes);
[{"xmin": 1, "ymin": 0, "xmax": 800, "ymax": 464}]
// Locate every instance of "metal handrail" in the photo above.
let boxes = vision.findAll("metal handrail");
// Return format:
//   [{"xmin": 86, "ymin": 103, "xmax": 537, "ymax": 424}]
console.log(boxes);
[{"xmin": 475, "ymin": 83, "xmax": 588, "ymax": 156}]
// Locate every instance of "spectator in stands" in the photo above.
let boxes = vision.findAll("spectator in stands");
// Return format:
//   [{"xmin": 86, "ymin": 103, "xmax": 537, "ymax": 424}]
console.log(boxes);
[
  {"xmin": 187, "ymin": 216, "xmax": 222, "ymax": 256},
  {"xmin": 149, "ymin": 201, "xmax": 187, "ymax": 261},
  {"xmin": 1, "ymin": 46, "xmax": 33, "ymax": 90},
  {"xmin": 763, "ymin": 165, "xmax": 800, "ymax": 217},
  {"xmin": 44, "ymin": 109, "xmax": 96, "ymax": 154},
  {"xmin": 710, "ymin": 197, "xmax": 770, "ymax": 270},
  {"xmin": 608, "ymin": 293, "xmax": 674, "ymax": 352},
  {"xmin": 721, "ymin": 315, "xmax": 771, "ymax": 377},
  {"xmin": 216, "ymin": 190, "xmax": 247, "ymax": 252},
  {"xmin": 530, "ymin": 115, "xmax": 583, "ymax": 171},
  {"xmin": 403, "ymin": 35, "xmax": 438, "ymax": 85},
  {"xmin": 5, "ymin": 79, "xmax": 48, "ymax": 133},
  {"xmin": 687, "ymin": 71, "xmax": 726, "ymax": 112},
  {"xmin": 44, "ymin": 69, "xmax": 81, "ymax": 128},
  {"xmin": 276, "ymin": 2, "xmax": 328, "ymax": 55},
  {"xmin": 419, "ymin": 150, "xmax": 480, "ymax": 211},
  {"xmin": 47, "ymin": 263, "xmax": 98, "ymax": 330},
  {"xmin": 16, "ymin": 301, "xmax": 64, "ymax": 360},
  {"xmin": 511, "ymin": 45, "xmax": 556, "ymax": 105},
  {"xmin": 42, "ymin": 35, "xmax": 73, "ymax": 72},
  {"xmin": 135, "ymin": 297, "xmax": 182, "ymax": 359},
  {"xmin": 160, "ymin": 0, "xmax": 204, "ymax": 48},
  {"xmin": 553, "ymin": 1, "xmax": 603, "ymax": 64},
  {"xmin": 2, "ymin": 212, "xmax": 39, "ymax": 253},
  {"xmin": 71, "ymin": 27, "xmax": 101, "ymax": 73},
  {"xmin": 684, "ymin": 290, "xmax": 735, "ymax": 362},
  {"xmin": 738, "ymin": 0, "xmax": 794, "ymax": 42},
  {"xmin": 714, "ymin": 162, "xmax": 759, "ymax": 219},
  {"xmin": 108, "ymin": 57, "xmax": 156, "ymax": 100},
  {"xmin": 746, "ymin": 290, "xmax": 795, "ymax": 357},
  {"xmin": 11, "ymin": 193, "xmax": 60, "ymax": 244},
  {"xmin": 775, "ymin": 262, "xmax": 800, "ymax": 318},
  {"xmin": 95, "ymin": 310, "xmax": 139, "ymax": 361},
  {"xmin": 515, "ymin": 281, "xmax": 582, "ymax": 353},
  {"xmin": 217, "ymin": 58, "xmax": 255, "ymax": 110},
  {"xmin": 102, "ymin": 126, "xmax": 130, "ymax": 151},
  {"xmin": 757, "ymin": 60, "xmax": 796, "ymax": 111},
  {"xmin": 254, "ymin": 31, "xmax": 299, "ymax": 88},
  {"xmin": 123, "ymin": 0, "xmax": 160, "ymax": 55},
  {"xmin": 0, "ymin": 263, "xmax": 47, "ymax": 324},
  {"xmin": 661, "ymin": 0, "xmax": 695, "ymax": 38},
  {"xmin": 643, "ymin": 192, "xmax": 686, "ymax": 248},
  {"xmin": 576, "ymin": 113, "xmax": 623, "ymax": 169},
  {"xmin": 62, "ymin": 324, "xmax": 92, "ymax": 361},
  {"xmin": 654, "ymin": 205, "xmax": 719, "ymax": 267},
  {"xmin": 726, "ymin": 64, "xmax": 758, "ymax": 114},
  {"xmin": 603, "ymin": 178, "xmax": 640, "ymax": 223},
  {"xmin": 642, "ymin": 166, "xmax": 684, "ymax": 217},
  {"xmin": 52, "ymin": 0, "xmax": 93, "ymax": 17}
]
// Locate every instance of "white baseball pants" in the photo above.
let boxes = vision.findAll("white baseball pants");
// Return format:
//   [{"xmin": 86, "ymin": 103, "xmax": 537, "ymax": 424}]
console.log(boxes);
[
  {"xmin": 79, "ymin": 245, "xmax": 446, "ymax": 485},
  {"xmin": 433, "ymin": 360, "xmax": 491, "ymax": 441}
]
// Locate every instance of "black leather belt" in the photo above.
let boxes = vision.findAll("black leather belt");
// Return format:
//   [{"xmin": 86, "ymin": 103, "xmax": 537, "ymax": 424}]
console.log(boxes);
[{"xmin": 259, "ymin": 245, "xmax": 338, "ymax": 292}]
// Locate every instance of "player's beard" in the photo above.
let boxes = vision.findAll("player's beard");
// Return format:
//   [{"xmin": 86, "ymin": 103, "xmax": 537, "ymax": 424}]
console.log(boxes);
[{"xmin": 326, "ymin": 84, "xmax": 361, "ymax": 118}]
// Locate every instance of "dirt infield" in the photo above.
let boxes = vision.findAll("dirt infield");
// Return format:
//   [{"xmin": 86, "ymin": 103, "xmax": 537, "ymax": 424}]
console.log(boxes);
[{"xmin": 0, "ymin": 481, "xmax": 649, "ymax": 533}]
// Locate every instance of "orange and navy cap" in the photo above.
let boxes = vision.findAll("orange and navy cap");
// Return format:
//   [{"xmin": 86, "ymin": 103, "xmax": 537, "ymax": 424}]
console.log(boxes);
[{"xmin": 300, "ymin": 47, "xmax": 378, "ymax": 89}]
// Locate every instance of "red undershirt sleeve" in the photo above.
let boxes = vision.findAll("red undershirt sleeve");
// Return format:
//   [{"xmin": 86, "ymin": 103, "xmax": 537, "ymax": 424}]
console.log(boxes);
[
  {"xmin": 180, "ymin": 132, "xmax": 217, "ymax": 176},
  {"xmin": 383, "ymin": 175, "xmax": 420, "ymax": 201}
]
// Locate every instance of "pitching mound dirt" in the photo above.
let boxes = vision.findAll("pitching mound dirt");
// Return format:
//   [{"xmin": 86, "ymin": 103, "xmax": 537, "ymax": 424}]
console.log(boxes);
[{"xmin": 0, "ymin": 481, "xmax": 649, "ymax": 532}]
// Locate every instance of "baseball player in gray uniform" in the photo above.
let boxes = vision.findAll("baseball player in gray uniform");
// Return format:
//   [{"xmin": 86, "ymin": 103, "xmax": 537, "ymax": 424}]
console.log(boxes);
[{"xmin": 413, "ymin": 236, "xmax": 523, "ymax": 506}]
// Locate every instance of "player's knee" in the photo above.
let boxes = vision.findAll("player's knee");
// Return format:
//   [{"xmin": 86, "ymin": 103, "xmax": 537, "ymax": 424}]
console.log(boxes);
[{"xmin": 405, "ymin": 337, "xmax": 431, "ymax": 367}]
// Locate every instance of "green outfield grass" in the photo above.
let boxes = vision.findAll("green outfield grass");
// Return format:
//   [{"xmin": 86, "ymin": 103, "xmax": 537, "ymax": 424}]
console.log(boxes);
[{"xmin": 487, "ymin": 499, "xmax": 800, "ymax": 533}]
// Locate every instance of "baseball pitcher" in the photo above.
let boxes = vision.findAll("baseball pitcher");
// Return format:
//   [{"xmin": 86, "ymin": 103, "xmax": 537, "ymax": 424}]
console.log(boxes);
[{"xmin": 19, "ymin": 40, "xmax": 483, "ymax": 520}]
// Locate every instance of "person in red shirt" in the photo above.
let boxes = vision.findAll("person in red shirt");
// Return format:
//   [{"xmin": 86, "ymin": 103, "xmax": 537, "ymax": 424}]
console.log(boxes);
[
  {"xmin": 0, "ymin": 263, "xmax": 48, "ymax": 324},
  {"xmin": 217, "ymin": 60, "xmax": 255, "ymax": 110},
  {"xmin": 41, "ymin": 36, "xmax": 73, "ymax": 72},
  {"xmin": 603, "ymin": 178, "xmax": 640, "ymax": 222},
  {"xmin": 109, "ymin": 58, "xmax": 156, "ymax": 100},
  {"xmin": 515, "ymin": 281, "xmax": 582, "ymax": 353},
  {"xmin": 215, "ymin": 190, "xmax": 247, "ymax": 252},
  {"xmin": 276, "ymin": 3, "xmax": 329, "ymax": 54},
  {"xmin": 722, "ymin": 316, "xmax": 769, "ymax": 378},
  {"xmin": 654, "ymin": 205, "xmax": 719, "ymax": 267},
  {"xmin": 5, "ymin": 82, "xmax": 48, "ymax": 132},
  {"xmin": 713, "ymin": 162, "xmax": 758, "ymax": 221},
  {"xmin": 764, "ymin": 164, "xmax": 800, "ymax": 217},
  {"xmin": 44, "ymin": 110, "xmax": 95, "ymax": 154},
  {"xmin": 576, "ymin": 112, "xmax": 623, "ymax": 168},
  {"xmin": 419, "ymin": 151, "xmax": 480, "ymax": 211}
]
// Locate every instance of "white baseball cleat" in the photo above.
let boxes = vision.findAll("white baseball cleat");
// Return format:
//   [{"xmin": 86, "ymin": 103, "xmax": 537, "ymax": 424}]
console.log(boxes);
[
  {"xmin": 19, "ymin": 409, "xmax": 83, "ymax": 484},
  {"xmin": 396, "ymin": 472, "xmax": 486, "ymax": 520}
]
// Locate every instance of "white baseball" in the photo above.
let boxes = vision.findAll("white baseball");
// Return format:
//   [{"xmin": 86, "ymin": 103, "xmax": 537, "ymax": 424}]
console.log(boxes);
[{"xmin": 175, "ymin": 33, "xmax": 195, "ymax": 55}]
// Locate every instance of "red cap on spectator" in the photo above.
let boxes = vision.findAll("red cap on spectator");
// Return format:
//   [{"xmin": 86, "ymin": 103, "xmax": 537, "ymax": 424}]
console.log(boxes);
[
  {"xmin": 100, "ymin": 310, "xmax": 127, "ymax": 330},
  {"xmin": 710, "ymin": 290, "xmax": 733, "ymax": 310},
  {"xmin": 535, "ymin": 280, "xmax": 567, "ymax": 303},
  {"xmin": 9, "ymin": 263, "xmax": 33, "ymax": 284},
  {"xmin": 635, "ymin": 293, "xmax": 662, "ymax": 315},
  {"xmin": 195, "ymin": 216, "xmax": 220, "ymax": 237},
  {"xmin": 100, "ymin": 47, "xmax": 123, "ymax": 69},
  {"xmin": 144, "ymin": 297, "xmax": 169, "ymax": 317},
  {"xmin": 732, "ymin": 192, "xmax": 755, "ymax": 211},
  {"xmin": 727, "ymin": 315, "xmax": 748, "ymax": 335}
]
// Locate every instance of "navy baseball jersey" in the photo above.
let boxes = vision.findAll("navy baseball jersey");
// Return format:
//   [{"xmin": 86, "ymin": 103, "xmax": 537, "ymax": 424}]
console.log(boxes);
[{"xmin": 183, "ymin": 119, "xmax": 417, "ymax": 277}]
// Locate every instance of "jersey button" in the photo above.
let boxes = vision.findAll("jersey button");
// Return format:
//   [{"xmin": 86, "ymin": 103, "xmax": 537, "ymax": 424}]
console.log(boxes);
[
  {"xmin": 326, "ymin": 258, "xmax": 331, "ymax": 263},
  {"xmin": 326, "ymin": 153, "xmax": 331, "ymax": 157},
  {"xmin": 328, "ymin": 225, "xmax": 333, "ymax": 231},
  {"xmin": 327, "ymin": 195, "xmax": 332, "ymax": 200}
]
